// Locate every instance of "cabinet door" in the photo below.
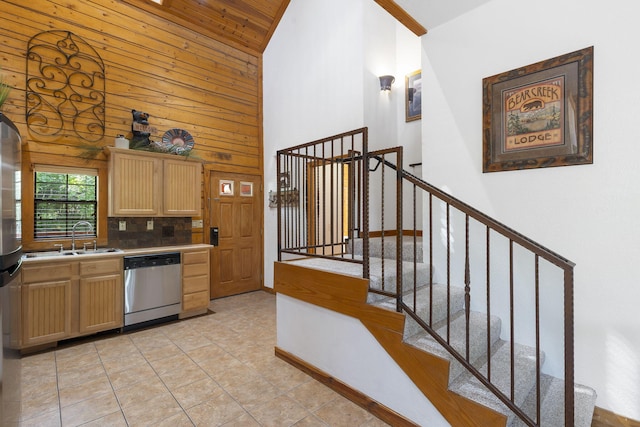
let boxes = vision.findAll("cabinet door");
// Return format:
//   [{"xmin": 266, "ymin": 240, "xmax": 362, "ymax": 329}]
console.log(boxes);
[
  {"xmin": 163, "ymin": 159, "xmax": 201, "ymax": 216},
  {"xmin": 109, "ymin": 152, "xmax": 161, "ymax": 216},
  {"xmin": 78, "ymin": 273, "xmax": 123, "ymax": 334},
  {"xmin": 181, "ymin": 249, "xmax": 210, "ymax": 315},
  {"xmin": 22, "ymin": 280, "xmax": 72, "ymax": 346},
  {"xmin": 183, "ymin": 290, "xmax": 209, "ymax": 312}
]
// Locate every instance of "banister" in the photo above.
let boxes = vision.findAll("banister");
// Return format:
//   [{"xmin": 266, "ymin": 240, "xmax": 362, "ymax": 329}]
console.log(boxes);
[{"xmin": 276, "ymin": 127, "xmax": 575, "ymax": 427}]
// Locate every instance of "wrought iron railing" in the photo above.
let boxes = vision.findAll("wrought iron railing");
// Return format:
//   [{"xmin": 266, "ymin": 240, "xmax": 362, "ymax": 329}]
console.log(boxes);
[
  {"xmin": 276, "ymin": 128, "xmax": 575, "ymax": 427},
  {"xmin": 276, "ymin": 128, "xmax": 371, "ymax": 274}
]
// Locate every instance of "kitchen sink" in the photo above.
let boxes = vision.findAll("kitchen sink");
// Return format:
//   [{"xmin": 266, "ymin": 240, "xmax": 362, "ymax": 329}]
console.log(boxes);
[{"xmin": 24, "ymin": 248, "xmax": 123, "ymax": 259}]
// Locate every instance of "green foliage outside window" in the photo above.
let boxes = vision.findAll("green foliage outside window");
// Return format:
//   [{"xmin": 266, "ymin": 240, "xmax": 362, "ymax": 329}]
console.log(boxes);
[{"xmin": 34, "ymin": 171, "xmax": 97, "ymax": 239}]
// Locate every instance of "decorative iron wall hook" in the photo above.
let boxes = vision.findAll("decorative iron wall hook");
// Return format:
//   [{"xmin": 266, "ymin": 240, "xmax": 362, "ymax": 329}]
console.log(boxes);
[{"xmin": 26, "ymin": 30, "xmax": 105, "ymax": 142}]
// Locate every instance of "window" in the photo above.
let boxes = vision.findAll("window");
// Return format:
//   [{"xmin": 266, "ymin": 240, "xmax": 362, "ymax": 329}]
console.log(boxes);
[{"xmin": 33, "ymin": 166, "xmax": 97, "ymax": 239}]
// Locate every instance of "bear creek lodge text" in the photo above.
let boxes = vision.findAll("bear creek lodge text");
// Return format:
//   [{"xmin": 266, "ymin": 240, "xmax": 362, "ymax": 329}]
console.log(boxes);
[{"xmin": 503, "ymin": 77, "xmax": 565, "ymax": 152}]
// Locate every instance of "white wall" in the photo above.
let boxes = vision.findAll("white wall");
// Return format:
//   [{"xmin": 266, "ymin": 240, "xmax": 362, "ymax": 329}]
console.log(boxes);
[
  {"xmin": 421, "ymin": 0, "xmax": 640, "ymax": 419},
  {"xmin": 263, "ymin": 0, "xmax": 366, "ymax": 287},
  {"xmin": 264, "ymin": 0, "xmax": 422, "ymax": 287},
  {"xmin": 264, "ymin": 0, "xmax": 438, "ymax": 423},
  {"xmin": 265, "ymin": 0, "xmax": 640, "ymax": 421},
  {"xmin": 277, "ymin": 294, "xmax": 450, "ymax": 426}
]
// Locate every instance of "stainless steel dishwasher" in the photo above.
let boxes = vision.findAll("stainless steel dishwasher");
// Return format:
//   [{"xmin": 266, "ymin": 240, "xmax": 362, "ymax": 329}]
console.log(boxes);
[{"xmin": 123, "ymin": 252, "xmax": 181, "ymax": 328}]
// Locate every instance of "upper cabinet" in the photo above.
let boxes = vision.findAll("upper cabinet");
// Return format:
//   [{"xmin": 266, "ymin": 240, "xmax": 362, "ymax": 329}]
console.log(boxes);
[
  {"xmin": 163, "ymin": 158, "xmax": 202, "ymax": 215},
  {"xmin": 108, "ymin": 148, "xmax": 202, "ymax": 217}
]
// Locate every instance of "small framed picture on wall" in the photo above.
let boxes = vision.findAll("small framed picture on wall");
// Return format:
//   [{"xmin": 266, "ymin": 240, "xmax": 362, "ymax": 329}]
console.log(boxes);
[
  {"xmin": 406, "ymin": 69, "xmax": 422, "ymax": 122},
  {"xmin": 219, "ymin": 179, "xmax": 234, "ymax": 196}
]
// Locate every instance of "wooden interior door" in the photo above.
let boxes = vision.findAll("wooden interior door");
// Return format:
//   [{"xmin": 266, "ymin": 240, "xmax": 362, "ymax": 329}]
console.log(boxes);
[
  {"xmin": 307, "ymin": 161, "xmax": 353, "ymax": 255},
  {"xmin": 210, "ymin": 172, "xmax": 262, "ymax": 298}
]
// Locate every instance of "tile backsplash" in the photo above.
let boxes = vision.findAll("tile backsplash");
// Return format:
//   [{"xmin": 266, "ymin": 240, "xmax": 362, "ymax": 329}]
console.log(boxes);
[{"xmin": 107, "ymin": 217, "xmax": 192, "ymax": 249}]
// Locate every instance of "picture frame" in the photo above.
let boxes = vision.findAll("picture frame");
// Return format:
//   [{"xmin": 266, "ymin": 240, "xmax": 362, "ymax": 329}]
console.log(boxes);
[
  {"xmin": 482, "ymin": 46, "xmax": 593, "ymax": 173},
  {"xmin": 406, "ymin": 69, "xmax": 422, "ymax": 122},
  {"xmin": 240, "ymin": 181, "xmax": 253, "ymax": 197},
  {"xmin": 279, "ymin": 172, "xmax": 290, "ymax": 189},
  {"xmin": 219, "ymin": 179, "xmax": 234, "ymax": 196}
]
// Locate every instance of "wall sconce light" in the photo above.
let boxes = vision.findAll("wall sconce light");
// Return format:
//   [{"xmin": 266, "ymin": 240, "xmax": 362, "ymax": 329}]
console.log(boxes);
[{"xmin": 379, "ymin": 75, "xmax": 395, "ymax": 91}]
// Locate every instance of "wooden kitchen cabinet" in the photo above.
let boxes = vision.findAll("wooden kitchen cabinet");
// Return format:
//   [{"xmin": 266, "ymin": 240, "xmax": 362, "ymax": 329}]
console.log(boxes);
[
  {"xmin": 181, "ymin": 248, "xmax": 210, "ymax": 318},
  {"xmin": 108, "ymin": 150, "xmax": 161, "ymax": 216},
  {"xmin": 20, "ymin": 256, "xmax": 124, "ymax": 350},
  {"xmin": 22, "ymin": 279, "xmax": 73, "ymax": 348},
  {"xmin": 163, "ymin": 158, "xmax": 202, "ymax": 215},
  {"xmin": 78, "ymin": 258, "xmax": 123, "ymax": 334},
  {"xmin": 21, "ymin": 261, "xmax": 75, "ymax": 347},
  {"xmin": 107, "ymin": 148, "xmax": 202, "ymax": 217}
]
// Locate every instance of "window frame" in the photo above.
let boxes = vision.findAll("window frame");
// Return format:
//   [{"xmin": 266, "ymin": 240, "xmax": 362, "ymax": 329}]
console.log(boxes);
[
  {"xmin": 22, "ymin": 153, "xmax": 108, "ymax": 252},
  {"xmin": 33, "ymin": 165, "xmax": 98, "ymax": 240}
]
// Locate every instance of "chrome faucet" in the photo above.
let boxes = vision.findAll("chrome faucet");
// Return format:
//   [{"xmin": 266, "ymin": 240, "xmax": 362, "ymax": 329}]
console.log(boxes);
[{"xmin": 71, "ymin": 221, "xmax": 94, "ymax": 251}]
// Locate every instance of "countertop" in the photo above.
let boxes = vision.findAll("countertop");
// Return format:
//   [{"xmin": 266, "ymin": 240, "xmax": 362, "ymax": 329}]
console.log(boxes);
[{"xmin": 22, "ymin": 244, "xmax": 213, "ymax": 264}]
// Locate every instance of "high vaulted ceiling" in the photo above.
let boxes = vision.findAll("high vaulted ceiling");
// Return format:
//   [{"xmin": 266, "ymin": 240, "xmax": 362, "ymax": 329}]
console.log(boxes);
[
  {"xmin": 122, "ymin": 0, "xmax": 292, "ymax": 54},
  {"xmin": 123, "ymin": 0, "xmax": 430, "ymax": 54}
]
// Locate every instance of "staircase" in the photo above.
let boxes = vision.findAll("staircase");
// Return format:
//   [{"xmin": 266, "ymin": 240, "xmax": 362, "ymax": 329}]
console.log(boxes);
[
  {"xmin": 355, "ymin": 236, "xmax": 597, "ymax": 427},
  {"xmin": 276, "ymin": 128, "xmax": 597, "ymax": 426}
]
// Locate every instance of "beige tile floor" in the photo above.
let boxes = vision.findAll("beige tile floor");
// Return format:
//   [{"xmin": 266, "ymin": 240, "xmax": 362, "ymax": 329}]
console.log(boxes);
[{"xmin": 17, "ymin": 291, "xmax": 390, "ymax": 427}]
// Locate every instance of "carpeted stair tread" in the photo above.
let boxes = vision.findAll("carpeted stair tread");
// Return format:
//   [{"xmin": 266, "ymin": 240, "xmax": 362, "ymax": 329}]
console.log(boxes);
[
  {"xmin": 366, "ymin": 257, "xmax": 432, "ymax": 297},
  {"xmin": 348, "ymin": 236, "xmax": 424, "ymax": 262},
  {"xmin": 406, "ymin": 310, "xmax": 502, "ymax": 382},
  {"xmin": 449, "ymin": 339, "xmax": 544, "ymax": 425},
  {"xmin": 372, "ymin": 283, "xmax": 465, "ymax": 337},
  {"xmin": 512, "ymin": 374, "xmax": 597, "ymax": 427}
]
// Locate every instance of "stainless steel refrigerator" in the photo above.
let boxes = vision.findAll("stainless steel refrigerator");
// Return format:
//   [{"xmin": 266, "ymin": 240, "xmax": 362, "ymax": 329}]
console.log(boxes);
[{"xmin": 0, "ymin": 113, "xmax": 22, "ymax": 425}]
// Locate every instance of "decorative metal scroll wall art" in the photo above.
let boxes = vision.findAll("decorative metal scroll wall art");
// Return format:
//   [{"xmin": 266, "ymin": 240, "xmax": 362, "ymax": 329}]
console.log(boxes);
[{"xmin": 26, "ymin": 30, "xmax": 105, "ymax": 142}]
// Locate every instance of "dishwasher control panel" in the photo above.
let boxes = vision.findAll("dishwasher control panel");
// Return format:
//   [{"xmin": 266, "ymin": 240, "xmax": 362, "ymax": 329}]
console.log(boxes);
[{"xmin": 123, "ymin": 252, "xmax": 181, "ymax": 270}]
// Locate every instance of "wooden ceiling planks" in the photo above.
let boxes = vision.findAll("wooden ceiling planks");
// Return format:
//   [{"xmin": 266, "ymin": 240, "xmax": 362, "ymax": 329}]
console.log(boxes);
[
  {"xmin": 122, "ymin": 0, "xmax": 424, "ymax": 55},
  {"xmin": 122, "ymin": 0, "xmax": 290, "ymax": 54}
]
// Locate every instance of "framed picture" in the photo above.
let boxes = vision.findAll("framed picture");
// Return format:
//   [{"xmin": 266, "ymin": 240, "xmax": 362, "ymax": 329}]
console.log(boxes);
[
  {"xmin": 240, "ymin": 181, "xmax": 253, "ymax": 197},
  {"xmin": 482, "ymin": 46, "xmax": 593, "ymax": 173},
  {"xmin": 279, "ymin": 172, "xmax": 290, "ymax": 189},
  {"xmin": 219, "ymin": 179, "xmax": 234, "ymax": 196},
  {"xmin": 406, "ymin": 70, "xmax": 422, "ymax": 122}
]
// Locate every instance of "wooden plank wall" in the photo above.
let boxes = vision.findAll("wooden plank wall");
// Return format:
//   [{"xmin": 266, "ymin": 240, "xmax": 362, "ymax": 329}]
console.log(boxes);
[{"xmin": 0, "ymin": 0, "xmax": 262, "ymax": 246}]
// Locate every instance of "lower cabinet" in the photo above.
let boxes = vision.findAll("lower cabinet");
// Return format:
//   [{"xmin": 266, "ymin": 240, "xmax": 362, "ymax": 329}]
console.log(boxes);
[
  {"xmin": 181, "ymin": 248, "xmax": 210, "ymax": 317},
  {"xmin": 20, "ymin": 257, "xmax": 123, "ymax": 350},
  {"xmin": 22, "ymin": 279, "xmax": 73, "ymax": 348},
  {"xmin": 79, "ymin": 258, "xmax": 123, "ymax": 334},
  {"xmin": 19, "ymin": 247, "xmax": 211, "ymax": 349}
]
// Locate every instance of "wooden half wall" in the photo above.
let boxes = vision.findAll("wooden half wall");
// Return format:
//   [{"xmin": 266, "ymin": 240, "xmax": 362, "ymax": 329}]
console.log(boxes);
[{"xmin": 274, "ymin": 261, "xmax": 507, "ymax": 427}]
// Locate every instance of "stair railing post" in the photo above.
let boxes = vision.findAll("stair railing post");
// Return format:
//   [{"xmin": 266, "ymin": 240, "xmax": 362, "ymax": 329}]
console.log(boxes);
[
  {"xmin": 396, "ymin": 147, "xmax": 403, "ymax": 312},
  {"xmin": 565, "ymin": 265, "xmax": 575, "ymax": 427},
  {"xmin": 362, "ymin": 129, "xmax": 370, "ymax": 280},
  {"xmin": 277, "ymin": 151, "xmax": 282, "ymax": 261}
]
